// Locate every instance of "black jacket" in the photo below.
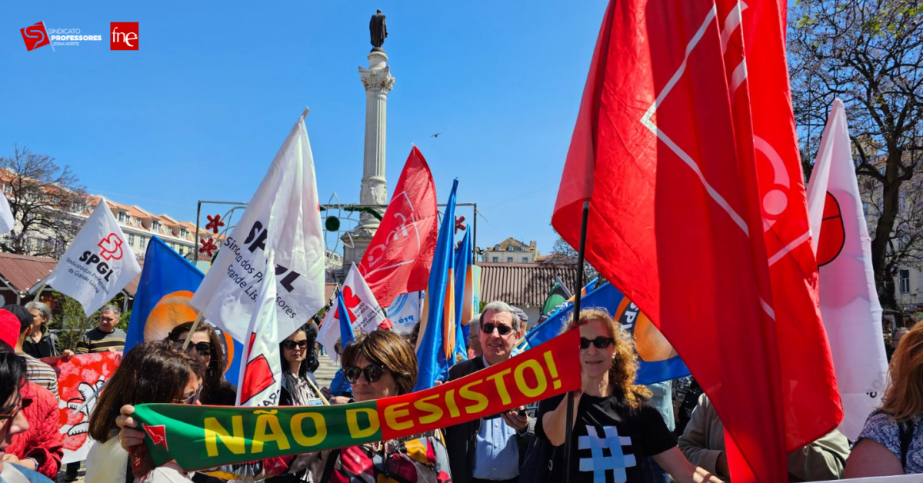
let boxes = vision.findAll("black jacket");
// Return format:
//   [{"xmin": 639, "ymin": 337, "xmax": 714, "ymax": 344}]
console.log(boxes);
[{"xmin": 443, "ymin": 357, "xmax": 534, "ymax": 483}]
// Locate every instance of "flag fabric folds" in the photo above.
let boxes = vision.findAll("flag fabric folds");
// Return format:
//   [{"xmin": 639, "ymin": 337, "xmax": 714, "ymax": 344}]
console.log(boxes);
[
  {"xmin": 413, "ymin": 179, "xmax": 458, "ymax": 392},
  {"xmin": 45, "ymin": 200, "xmax": 141, "ymax": 316},
  {"xmin": 806, "ymin": 99, "xmax": 888, "ymax": 440},
  {"xmin": 452, "ymin": 227, "xmax": 472, "ymax": 361},
  {"xmin": 336, "ymin": 290, "xmax": 356, "ymax": 348},
  {"xmin": 237, "ymin": 251, "xmax": 284, "ymax": 406},
  {"xmin": 317, "ymin": 264, "xmax": 386, "ymax": 361},
  {"xmin": 192, "ymin": 112, "xmax": 326, "ymax": 343},
  {"xmin": 124, "ymin": 236, "xmax": 243, "ymax": 384},
  {"xmin": 551, "ymin": 1, "xmax": 841, "ymax": 481},
  {"xmin": 357, "ymin": 147, "xmax": 439, "ymax": 308}
]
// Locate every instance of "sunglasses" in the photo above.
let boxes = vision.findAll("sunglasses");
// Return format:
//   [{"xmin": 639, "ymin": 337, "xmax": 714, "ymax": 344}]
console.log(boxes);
[
  {"xmin": 176, "ymin": 340, "xmax": 211, "ymax": 356},
  {"xmin": 282, "ymin": 340, "xmax": 309, "ymax": 350},
  {"xmin": 580, "ymin": 337, "xmax": 615, "ymax": 350},
  {"xmin": 343, "ymin": 363, "xmax": 385, "ymax": 384},
  {"xmin": 482, "ymin": 323, "xmax": 514, "ymax": 336},
  {"xmin": 174, "ymin": 386, "xmax": 202, "ymax": 405}
]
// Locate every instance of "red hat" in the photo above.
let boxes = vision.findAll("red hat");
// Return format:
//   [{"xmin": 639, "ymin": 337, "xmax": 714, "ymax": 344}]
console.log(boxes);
[{"xmin": 0, "ymin": 309, "xmax": 19, "ymax": 348}]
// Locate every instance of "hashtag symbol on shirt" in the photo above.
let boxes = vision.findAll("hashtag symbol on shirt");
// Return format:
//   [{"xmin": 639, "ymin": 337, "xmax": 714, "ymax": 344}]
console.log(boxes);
[{"xmin": 578, "ymin": 425, "xmax": 636, "ymax": 483}]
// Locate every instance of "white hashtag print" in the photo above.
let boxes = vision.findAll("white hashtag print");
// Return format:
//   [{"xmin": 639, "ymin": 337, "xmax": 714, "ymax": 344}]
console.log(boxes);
[{"xmin": 578, "ymin": 425, "xmax": 636, "ymax": 483}]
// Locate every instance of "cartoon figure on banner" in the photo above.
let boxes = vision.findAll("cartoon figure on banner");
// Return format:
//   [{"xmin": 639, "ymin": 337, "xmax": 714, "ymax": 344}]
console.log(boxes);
[
  {"xmin": 63, "ymin": 379, "xmax": 106, "ymax": 437},
  {"xmin": 45, "ymin": 352, "xmax": 121, "ymax": 463}
]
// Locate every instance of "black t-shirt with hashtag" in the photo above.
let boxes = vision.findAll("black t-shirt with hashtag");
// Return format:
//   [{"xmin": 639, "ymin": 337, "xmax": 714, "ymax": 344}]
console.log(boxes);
[{"xmin": 536, "ymin": 391, "xmax": 677, "ymax": 483}]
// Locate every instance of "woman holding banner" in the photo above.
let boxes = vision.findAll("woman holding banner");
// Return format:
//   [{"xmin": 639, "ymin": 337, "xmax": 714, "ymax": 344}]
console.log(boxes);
[
  {"xmin": 86, "ymin": 340, "xmax": 206, "ymax": 483},
  {"xmin": 536, "ymin": 309, "xmax": 722, "ymax": 483},
  {"xmin": 285, "ymin": 329, "xmax": 452, "ymax": 482}
]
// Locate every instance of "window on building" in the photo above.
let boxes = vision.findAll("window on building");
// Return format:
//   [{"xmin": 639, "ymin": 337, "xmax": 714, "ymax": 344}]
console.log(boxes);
[
  {"xmin": 900, "ymin": 270, "xmax": 910, "ymax": 294},
  {"xmin": 152, "ymin": 220, "xmax": 161, "ymax": 231},
  {"xmin": 128, "ymin": 233, "xmax": 135, "ymax": 246},
  {"xmin": 140, "ymin": 237, "xmax": 146, "ymax": 250},
  {"xmin": 492, "ymin": 257, "xmax": 499, "ymax": 262},
  {"xmin": 522, "ymin": 257, "xmax": 528, "ymax": 262},
  {"xmin": 118, "ymin": 211, "xmax": 126, "ymax": 222},
  {"xmin": 507, "ymin": 257, "xmax": 513, "ymax": 262},
  {"xmin": 180, "ymin": 228, "xmax": 187, "ymax": 237}
]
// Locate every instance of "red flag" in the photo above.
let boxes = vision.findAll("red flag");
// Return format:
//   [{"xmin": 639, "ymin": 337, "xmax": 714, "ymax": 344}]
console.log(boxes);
[
  {"xmin": 358, "ymin": 147, "xmax": 438, "ymax": 307},
  {"xmin": 551, "ymin": 1, "xmax": 841, "ymax": 482}
]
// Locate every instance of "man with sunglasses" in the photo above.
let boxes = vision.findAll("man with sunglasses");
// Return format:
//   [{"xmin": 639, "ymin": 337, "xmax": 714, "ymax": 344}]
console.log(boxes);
[{"xmin": 444, "ymin": 301, "xmax": 533, "ymax": 483}]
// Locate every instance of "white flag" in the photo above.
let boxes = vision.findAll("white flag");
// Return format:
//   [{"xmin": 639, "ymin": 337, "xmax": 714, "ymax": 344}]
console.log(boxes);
[
  {"xmin": 806, "ymin": 98, "xmax": 889, "ymax": 440},
  {"xmin": 236, "ymin": 251, "xmax": 283, "ymax": 406},
  {"xmin": 192, "ymin": 111, "xmax": 326, "ymax": 342},
  {"xmin": 0, "ymin": 192, "xmax": 14, "ymax": 235},
  {"xmin": 45, "ymin": 200, "xmax": 141, "ymax": 316},
  {"xmin": 386, "ymin": 291, "xmax": 423, "ymax": 336},
  {"xmin": 317, "ymin": 264, "xmax": 385, "ymax": 361}
]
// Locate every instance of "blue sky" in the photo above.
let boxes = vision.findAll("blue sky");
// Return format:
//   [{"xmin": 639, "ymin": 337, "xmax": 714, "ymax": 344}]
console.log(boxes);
[{"xmin": 1, "ymin": 1, "xmax": 608, "ymax": 256}]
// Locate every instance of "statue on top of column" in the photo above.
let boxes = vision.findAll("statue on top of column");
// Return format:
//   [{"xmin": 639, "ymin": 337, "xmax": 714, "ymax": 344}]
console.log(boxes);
[{"xmin": 370, "ymin": 9, "xmax": 387, "ymax": 52}]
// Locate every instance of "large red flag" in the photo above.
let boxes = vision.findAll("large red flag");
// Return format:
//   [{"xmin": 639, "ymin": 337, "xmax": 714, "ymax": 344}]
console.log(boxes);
[
  {"xmin": 551, "ymin": 1, "xmax": 841, "ymax": 482},
  {"xmin": 358, "ymin": 147, "xmax": 438, "ymax": 307}
]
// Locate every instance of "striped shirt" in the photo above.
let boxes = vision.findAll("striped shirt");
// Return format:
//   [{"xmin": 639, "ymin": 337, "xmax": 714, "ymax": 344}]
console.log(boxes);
[
  {"xmin": 75, "ymin": 328, "xmax": 126, "ymax": 354},
  {"xmin": 21, "ymin": 353, "xmax": 59, "ymax": 400}
]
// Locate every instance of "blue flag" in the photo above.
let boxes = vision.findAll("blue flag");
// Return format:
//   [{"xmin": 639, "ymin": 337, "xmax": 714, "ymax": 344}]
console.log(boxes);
[
  {"xmin": 413, "ymin": 179, "xmax": 458, "ymax": 391},
  {"xmin": 524, "ymin": 282, "xmax": 689, "ymax": 384},
  {"xmin": 125, "ymin": 237, "xmax": 243, "ymax": 385},
  {"xmin": 337, "ymin": 290, "xmax": 356, "ymax": 347},
  {"xmin": 452, "ymin": 227, "xmax": 471, "ymax": 362}
]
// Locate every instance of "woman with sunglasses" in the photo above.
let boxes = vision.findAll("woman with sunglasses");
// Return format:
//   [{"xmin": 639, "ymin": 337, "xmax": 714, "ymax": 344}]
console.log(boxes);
[
  {"xmin": 85, "ymin": 341, "xmax": 205, "ymax": 483},
  {"xmin": 536, "ymin": 309, "xmax": 722, "ymax": 483},
  {"xmin": 279, "ymin": 323, "xmax": 322, "ymax": 407},
  {"xmin": 167, "ymin": 322, "xmax": 238, "ymax": 406},
  {"xmin": 286, "ymin": 330, "xmax": 451, "ymax": 483}
]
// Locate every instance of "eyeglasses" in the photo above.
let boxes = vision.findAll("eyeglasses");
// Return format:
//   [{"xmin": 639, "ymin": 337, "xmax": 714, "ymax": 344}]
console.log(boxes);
[
  {"xmin": 580, "ymin": 337, "xmax": 615, "ymax": 350},
  {"xmin": 482, "ymin": 323, "xmax": 513, "ymax": 336},
  {"xmin": 282, "ymin": 340, "xmax": 309, "ymax": 350},
  {"xmin": 176, "ymin": 340, "xmax": 211, "ymax": 356},
  {"xmin": 174, "ymin": 387, "xmax": 202, "ymax": 404},
  {"xmin": 0, "ymin": 398, "xmax": 23, "ymax": 431},
  {"xmin": 343, "ymin": 363, "xmax": 385, "ymax": 384}
]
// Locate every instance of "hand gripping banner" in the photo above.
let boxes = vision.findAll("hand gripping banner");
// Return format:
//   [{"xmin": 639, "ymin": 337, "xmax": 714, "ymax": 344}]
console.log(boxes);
[{"xmin": 133, "ymin": 329, "xmax": 581, "ymax": 470}]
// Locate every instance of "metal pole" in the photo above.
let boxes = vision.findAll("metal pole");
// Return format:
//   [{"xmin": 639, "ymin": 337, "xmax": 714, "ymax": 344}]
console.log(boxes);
[
  {"xmin": 194, "ymin": 201, "xmax": 202, "ymax": 263},
  {"xmin": 472, "ymin": 203, "xmax": 478, "ymax": 262},
  {"xmin": 564, "ymin": 200, "xmax": 590, "ymax": 483}
]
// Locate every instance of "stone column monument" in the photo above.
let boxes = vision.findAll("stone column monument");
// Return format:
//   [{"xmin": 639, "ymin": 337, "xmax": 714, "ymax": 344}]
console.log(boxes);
[{"xmin": 343, "ymin": 10, "xmax": 395, "ymax": 268}]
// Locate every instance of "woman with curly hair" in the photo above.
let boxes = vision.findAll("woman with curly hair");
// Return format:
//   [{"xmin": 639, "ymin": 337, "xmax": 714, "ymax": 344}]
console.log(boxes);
[
  {"xmin": 846, "ymin": 320, "xmax": 923, "ymax": 476},
  {"xmin": 166, "ymin": 322, "xmax": 237, "ymax": 406},
  {"xmin": 536, "ymin": 308, "xmax": 722, "ymax": 483}
]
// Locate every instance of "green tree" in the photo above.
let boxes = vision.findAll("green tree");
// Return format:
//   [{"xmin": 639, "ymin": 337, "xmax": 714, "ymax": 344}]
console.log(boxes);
[{"xmin": 788, "ymin": 0, "xmax": 923, "ymax": 308}]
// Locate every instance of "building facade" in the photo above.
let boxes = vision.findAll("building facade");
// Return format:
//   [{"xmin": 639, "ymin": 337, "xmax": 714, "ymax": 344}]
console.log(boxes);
[{"xmin": 481, "ymin": 237, "xmax": 539, "ymax": 263}]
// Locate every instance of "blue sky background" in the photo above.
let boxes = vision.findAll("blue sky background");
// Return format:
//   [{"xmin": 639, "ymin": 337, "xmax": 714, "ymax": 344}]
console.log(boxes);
[{"xmin": 1, "ymin": 2, "xmax": 608, "ymax": 256}]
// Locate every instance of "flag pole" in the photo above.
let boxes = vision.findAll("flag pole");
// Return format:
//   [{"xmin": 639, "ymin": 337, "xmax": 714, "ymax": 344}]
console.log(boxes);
[
  {"xmin": 182, "ymin": 312, "xmax": 205, "ymax": 350},
  {"xmin": 565, "ymin": 200, "xmax": 590, "ymax": 483}
]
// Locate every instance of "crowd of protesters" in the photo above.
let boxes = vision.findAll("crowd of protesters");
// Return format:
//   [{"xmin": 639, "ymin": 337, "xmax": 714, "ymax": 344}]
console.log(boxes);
[{"xmin": 1, "ymin": 299, "xmax": 922, "ymax": 483}]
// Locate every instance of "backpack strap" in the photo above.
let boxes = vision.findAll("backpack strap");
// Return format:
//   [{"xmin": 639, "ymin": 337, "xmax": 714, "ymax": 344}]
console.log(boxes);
[
  {"xmin": 899, "ymin": 419, "xmax": 915, "ymax": 471},
  {"xmin": 320, "ymin": 449, "xmax": 341, "ymax": 483}
]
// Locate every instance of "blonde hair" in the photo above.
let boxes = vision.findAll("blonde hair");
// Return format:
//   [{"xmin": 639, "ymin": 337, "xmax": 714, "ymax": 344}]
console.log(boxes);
[
  {"xmin": 565, "ymin": 308, "xmax": 651, "ymax": 408},
  {"xmin": 881, "ymin": 320, "xmax": 923, "ymax": 421}
]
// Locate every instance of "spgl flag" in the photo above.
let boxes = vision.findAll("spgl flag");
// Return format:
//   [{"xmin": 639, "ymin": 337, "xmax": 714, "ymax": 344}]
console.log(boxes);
[
  {"xmin": 357, "ymin": 147, "xmax": 439, "ymax": 308},
  {"xmin": 45, "ymin": 200, "xmax": 141, "ymax": 316},
  {"xmin": 413, "ymin": 179, "xmax": 458, "ymax": 391},
  {"xmin": 806, "ymin": 99, "xmax": 888, "ymax": 440},
  {"xmin": 551, "ymin": 1, "xmax": 841, "ymax": 481},
  {"xmin": 317, "ymin": 264, "xmax": 386, "ymax": 361},
  {"xmin": 192, "ymin": 111, "xmax": 326, "ymax": 343},
  {"xmin": 237, "ymin": 251, "xmax": 283, "ymax": 407}
]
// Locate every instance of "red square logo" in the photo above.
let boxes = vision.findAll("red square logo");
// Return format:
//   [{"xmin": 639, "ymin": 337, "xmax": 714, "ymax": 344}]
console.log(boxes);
[
  {"xmin": 21, "ymin": 22, "xmax": 51, "ymax": 51},
  {"xmin": 110, "ymin": 22, "xmax": 139, "ymax": 50}
]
